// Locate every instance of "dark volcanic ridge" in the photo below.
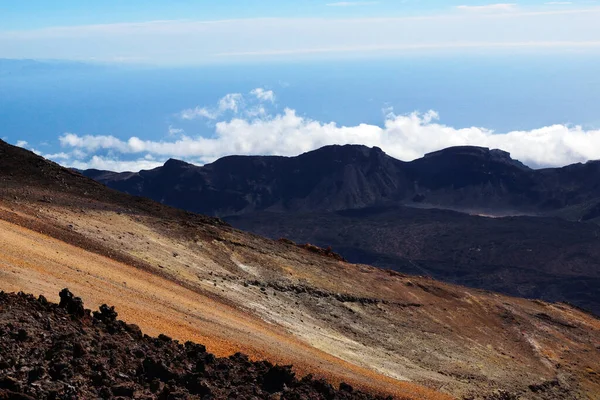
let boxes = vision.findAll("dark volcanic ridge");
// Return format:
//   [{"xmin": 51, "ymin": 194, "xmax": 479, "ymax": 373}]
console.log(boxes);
[
  {"xmin": 0, "ymin": 289, "xmax": 394, "ymax": 400},
  {"xmin": 82, "ymin": 144, "xmax": 600, "ymax": 220}
]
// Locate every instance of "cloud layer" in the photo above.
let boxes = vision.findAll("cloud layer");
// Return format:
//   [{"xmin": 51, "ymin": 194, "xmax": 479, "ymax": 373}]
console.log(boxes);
[{"xmin": 35, "ymin": 88, "xmax": 600, "ymax": 172}]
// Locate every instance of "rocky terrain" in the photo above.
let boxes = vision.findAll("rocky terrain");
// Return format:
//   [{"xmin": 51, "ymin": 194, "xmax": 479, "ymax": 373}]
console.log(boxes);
[
  {"xmin": 2, "ymin": 139, "xmax": 600, "ymax": 399},
  {"xmin": 0, "ymin": 289, "xmax": 390, "ymax": 400}
]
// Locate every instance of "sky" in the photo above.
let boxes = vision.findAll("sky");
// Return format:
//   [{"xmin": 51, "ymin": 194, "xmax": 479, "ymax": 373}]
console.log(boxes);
[
  {"xmin": 2, "ymin": 1, "xmax": 597, "ymax": 28},
  {"xmin": 2, "ymin": 1, "xmax": 600, "ymax": 171},
  {"xmin": 2, "ymin": 1, "xmax": 600, "ymax": 64}
]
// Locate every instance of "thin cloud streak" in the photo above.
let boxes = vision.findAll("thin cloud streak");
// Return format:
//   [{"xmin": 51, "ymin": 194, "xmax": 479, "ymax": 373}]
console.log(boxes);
[
  {"xmin": 326, "ymin": 1, "xmax": 380, "ymax": 6},
  {"xmin": 456, "ymin": 3, "xmax": 518, "ymax": 12},
  {"xmin": 214, "ymin": 41, "xmax": 600, "ymax": 57},
  {"xmin": 2, "ymin": 8, "xmax": 600, "ymax": 64}
]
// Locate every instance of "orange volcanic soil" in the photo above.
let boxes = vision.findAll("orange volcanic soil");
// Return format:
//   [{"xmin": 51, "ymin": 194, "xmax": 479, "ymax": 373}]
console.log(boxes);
[{"xmin": 0, "ymin": 214, "xmax": 448, "ymax": 400}]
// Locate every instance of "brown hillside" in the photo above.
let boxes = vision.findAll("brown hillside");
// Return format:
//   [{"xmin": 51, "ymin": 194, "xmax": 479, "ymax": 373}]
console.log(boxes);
[{"xmin": 1, "ymin": 140, "xmax": 599, "ymax": 399}]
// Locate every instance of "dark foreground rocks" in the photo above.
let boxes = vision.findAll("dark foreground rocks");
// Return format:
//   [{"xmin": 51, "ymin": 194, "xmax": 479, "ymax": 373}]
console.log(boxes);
[{"xmin": 0, "ymin": 290, "xmax": 395, "ymax": 400}]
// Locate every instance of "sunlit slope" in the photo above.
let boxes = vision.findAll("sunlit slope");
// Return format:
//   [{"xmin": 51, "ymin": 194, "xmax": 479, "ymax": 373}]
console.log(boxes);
[
  {"xmin": 0, "ymin": 215, "xmax": 441, "ymax": 400},
  {"xmin": 1, "ymin": 140, "xmax": 599, "ymax": 399}
]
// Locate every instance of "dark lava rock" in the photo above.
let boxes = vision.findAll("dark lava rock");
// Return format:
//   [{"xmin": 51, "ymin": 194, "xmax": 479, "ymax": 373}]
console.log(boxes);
[
  {"xmin": 0, "ymin": 376, "xmax": 21, "ymax": 391},
  {"xmin": 340, "ymin": 382, "xmax": 354, "ymax": 393},
  {"xmin": 262, "ymin": 365, "xmax": 295, "ymax": 393},
  {"xmin": 0, "ymin": 290, "xmax": 392, "ymax": 399},
  {"xmin": 93, "ymin": 304, "xmax": 118, "ymax": 322},
  {"xmin": 58, "ymin": 288, "xmax": 85, "ymax": 318},
  {"xmin": 111, "ymin": 383, "xmax": 135, "ymax": 397},
  {"xmin": 0, "ymin": 390, "xmax": 36, "ymax": 400}
]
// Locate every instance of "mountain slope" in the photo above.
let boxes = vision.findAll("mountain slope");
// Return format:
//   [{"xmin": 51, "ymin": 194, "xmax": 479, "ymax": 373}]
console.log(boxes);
[
  {"xmin": 226, "ymin": 206, "xmax": 600, "ymax": 315},
  {"xmin": 2, "ymin": 139, "xmax": 600, "ymax": 399}
]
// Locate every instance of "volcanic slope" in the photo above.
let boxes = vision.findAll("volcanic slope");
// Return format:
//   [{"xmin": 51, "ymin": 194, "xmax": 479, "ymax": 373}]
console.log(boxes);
[
  {"xmin": 1, "ymin": 140, "xmax": 600, "ymax": 399},
  {"xmin": 226, "ymin": 206, "xmax": 600, "ymax": 315}
]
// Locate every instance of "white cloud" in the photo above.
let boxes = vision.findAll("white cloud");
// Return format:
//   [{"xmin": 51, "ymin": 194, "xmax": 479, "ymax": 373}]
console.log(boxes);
[
  {"xmin": 326, "ymin": 1, "xmax": 380, "ymax": 6},
  {"xmin": 247, "ymin": 106, "xmax": 267, "ymax": 118},
  {"xmin": 250, "ymin": 88, "xmax": 275, "ymax": 103},
  {"xmin": 55, "ymin": 92, "xmax": 600, "ymax": 171},
  {"xmin": 545, "ymin": 2, "xmax": 572, "ymax": 4},
  {"xmin": 71, "ymin": 149, "xmax": 88, "ymax": 159},
  {"xmin": 68, "ymin": 156, "xmax": 163, "ymax": 172},
  {"xmin": 180, "ymin": 107, "xmax": 218, "ymax": 120},
  {"xmin": 168, "ymin": 126, "xmax": 184, "ymax": 135},
  {"xmin": 179, "ymin": 89, "xmax": 274, "ymax": 121},
  {"xmin": 59, "ymin": 133, "xmax": 133, "ymax": 153},
  {"xmin": 43, "ymin": 152, "xmax": 70, "ymax": 160},
  {"xmin": 457, "ymin": 4, "xmax": 518, "ymax": 12},
  {"xmin": 180, "ymin": 93, "xmax": 243, "ymax": 120},
  {"xmin": 218, "ymin": 93, "xmax": 243, "ymax": 113},
  {"xmin": 15, "ymin": 140, "xmax": 28, "ymax": 148}
]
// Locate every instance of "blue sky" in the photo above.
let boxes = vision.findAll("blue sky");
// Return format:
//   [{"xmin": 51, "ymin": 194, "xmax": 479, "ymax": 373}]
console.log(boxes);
[
  {"xmin": 2, "ymin": 1, "xmax": 600, "ymax": 171},
  {"xmin": 2, "ymin": 1, "xmax": 589, "ymax": 29},
  {"xmin": 2, "ymin": 1, "xmax": 600, "ymax": 64}
]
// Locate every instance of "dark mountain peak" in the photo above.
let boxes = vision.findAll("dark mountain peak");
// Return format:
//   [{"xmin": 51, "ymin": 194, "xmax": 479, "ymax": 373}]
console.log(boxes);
[
  {"xmin": 308, "ymin": 144, "xmax": 381, "ymax": 156},
  {"xmin": 203, "ymin": 155, "xmax": 287, "ymax": 174},
  {"xmin": 424, "ymin": 145, "xmax": 509, "ymax": 160},
  {"xmin": 423, "ymin": 145, "xmax": 530, "ymax": 170},
  {"xmin": 163, "ymin": 158, "xmax": 195, "ymax": 169},
  {"xmin": 299, "ymin": 144, "xmax": 392, "ymax": 166},
  {"xmin": 319, "ymin": 143, "xmax": 370, "ymax": 152}
]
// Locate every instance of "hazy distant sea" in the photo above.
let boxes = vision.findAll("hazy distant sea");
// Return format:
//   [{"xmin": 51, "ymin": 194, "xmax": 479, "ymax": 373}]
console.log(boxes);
[{"xmin": 1, "ymin": 54, "xmax": 599, "ymax": 149}]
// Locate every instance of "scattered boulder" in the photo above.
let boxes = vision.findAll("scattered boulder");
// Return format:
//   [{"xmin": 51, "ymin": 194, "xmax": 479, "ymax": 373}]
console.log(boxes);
[
  {"xmin": 93, "ymin": 304, "xmax": 118, "ymax": 322},
  {"xmin": 262, "ymin": 365, "xmax": 295, "ymax": 393},
  {"xmin": 58, "ymin": 288, "xmax": 85, "ymax": 318}
]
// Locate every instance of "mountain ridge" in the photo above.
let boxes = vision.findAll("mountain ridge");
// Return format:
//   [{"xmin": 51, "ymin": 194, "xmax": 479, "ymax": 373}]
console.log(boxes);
[{"xmin": 82, "ymin": 144, "xmax": 600, "ymax": 220}]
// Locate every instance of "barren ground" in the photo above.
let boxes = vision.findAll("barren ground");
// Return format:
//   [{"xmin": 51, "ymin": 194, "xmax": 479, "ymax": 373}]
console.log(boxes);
[
  {"xmin": 0, "ymin": 208, "xmax": 441, "ymax": 400},
  {"xmin": 0, "ymin": 142, "xmax": 599, "ymax": 399}
]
